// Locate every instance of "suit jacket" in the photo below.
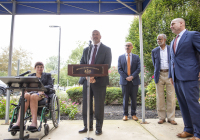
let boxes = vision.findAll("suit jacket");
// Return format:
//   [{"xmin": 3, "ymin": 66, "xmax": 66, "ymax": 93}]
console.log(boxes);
[
  {"xmin": 169, "ymin": 30, "xmax": 200, "ymax": 81},
  {"xmin": 79, "ymin": 43, "xmax": 112, "ymax": 86},
  {"xmin": 118, "ymin": 53, "xmax": 141, "ymax": 85},
  {"xmin": 151, "ymin": 45, "xmax": 170, "ymax": 83},
  {"xmin": 28, "ymin": 73, "xmax": 54, "ymax": 98}
]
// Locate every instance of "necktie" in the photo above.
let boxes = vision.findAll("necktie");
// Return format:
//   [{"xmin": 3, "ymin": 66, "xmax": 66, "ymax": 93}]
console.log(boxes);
[
  {"xmin": 91, "ymin": 45, "xmax": 97, "ymax": 64},
  {"xmin": 173, "ymin": 35, "xmax": 179, "ymax": 53},
  {"xmin": 127, "ymin": 54, "xmax": 131, "ymax": 76}
]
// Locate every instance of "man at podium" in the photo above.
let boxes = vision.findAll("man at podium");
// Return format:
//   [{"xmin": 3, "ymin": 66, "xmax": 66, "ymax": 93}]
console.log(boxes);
[{"xmin": 78, "ymin": 30, "xmax": 112, "ymax": 135}]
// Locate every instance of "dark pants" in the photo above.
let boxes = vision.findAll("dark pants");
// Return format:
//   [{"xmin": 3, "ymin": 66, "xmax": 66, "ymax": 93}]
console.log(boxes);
[
  {"xmin": 174, "ymin": 77, "xmax": 200, "ymax": 138},
  {"xmin": 82, "ymin": 80, "xmax": 106, "ymax": 130},
  {"xmin": 122, "ymin": 82, "xmax": 138, "ymax": 116}
]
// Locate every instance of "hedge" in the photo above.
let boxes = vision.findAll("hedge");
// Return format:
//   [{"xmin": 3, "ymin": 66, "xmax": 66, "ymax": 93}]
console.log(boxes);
[{"xmin": 66, "ymin": 86, "xmax": 147, "ymax": 105}]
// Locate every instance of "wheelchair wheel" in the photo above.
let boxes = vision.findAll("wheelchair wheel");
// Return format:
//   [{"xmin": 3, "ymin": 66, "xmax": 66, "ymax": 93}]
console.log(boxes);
[
  {"xmin": 44, "ymin": 124, "xmax": 49, "ymax": 136},
  {"xmin": 11, "ymin": 131, "xmax": 17, "ymax": 136},
  {"xmin": 51, "ymin": 94, "xmax": 60, "ymax": 128}
]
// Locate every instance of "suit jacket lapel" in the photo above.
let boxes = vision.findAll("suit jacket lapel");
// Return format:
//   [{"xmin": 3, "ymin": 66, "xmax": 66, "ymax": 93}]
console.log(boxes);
[
  {"xmin": 167, "ymin": 45, "xmax": 170, "ymax": 61},
  {"xmin": 176, "ymin": 31, "xmax": 188, "ymax": 54},
  {"xmin": 94, "ymin": 43, "xmax": 103, "ymax": 64},
  {"xmin": 156, "ymin": 47, "xmax": 160, "ymax": 61}
]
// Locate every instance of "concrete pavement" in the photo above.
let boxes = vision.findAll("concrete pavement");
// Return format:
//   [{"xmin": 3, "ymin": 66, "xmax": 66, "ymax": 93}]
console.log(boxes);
[{"xmin": 0, "ymin": 118, "xmax": 188, "ymax": 140}]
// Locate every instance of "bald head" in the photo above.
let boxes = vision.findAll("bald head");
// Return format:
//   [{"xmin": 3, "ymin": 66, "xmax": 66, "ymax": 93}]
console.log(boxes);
[
  {"xmin": 92, "ymin": 30, "xmax": 101, "ymax": 45},
  {"xmin": 173, "ymin": 18, "xmax": 185, "ymax": 26},
  {"xmin": 170, "ymin": 18, "xmax": 186, "ymax": 35},
  {"xmin": 125, "ymin": 42, "xmax": 133, "ymax": 53}
]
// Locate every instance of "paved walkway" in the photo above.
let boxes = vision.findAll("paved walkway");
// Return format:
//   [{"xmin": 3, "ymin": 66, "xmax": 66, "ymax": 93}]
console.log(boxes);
[{"xmin": 0, "ymin": 118, "xmax": 188, "ymax": 140}]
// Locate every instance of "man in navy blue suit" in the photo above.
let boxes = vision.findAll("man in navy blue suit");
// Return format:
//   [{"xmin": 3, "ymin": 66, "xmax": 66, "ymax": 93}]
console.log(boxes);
[
  {"xmin": 118, "ymin": 42, "xmax": 140, "ymax": 121},
  {"xmin": 169, "ymin": 18, "xmax": 200, "ymax": 140},
  {"xmin": 152, "ymin": 34, "xmax": 177, "ymax": 125}
]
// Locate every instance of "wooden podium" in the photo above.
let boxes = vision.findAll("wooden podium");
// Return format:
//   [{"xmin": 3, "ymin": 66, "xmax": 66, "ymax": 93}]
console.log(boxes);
[{"xmin": 68, "ymin": 64, "xmax": 108, "ymax": 140}]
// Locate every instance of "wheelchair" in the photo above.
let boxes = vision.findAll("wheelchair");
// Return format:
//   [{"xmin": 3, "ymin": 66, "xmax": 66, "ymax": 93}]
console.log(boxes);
[{"xmin": 8, "ymin": 79, "xmax": 60, "ymax": 136}]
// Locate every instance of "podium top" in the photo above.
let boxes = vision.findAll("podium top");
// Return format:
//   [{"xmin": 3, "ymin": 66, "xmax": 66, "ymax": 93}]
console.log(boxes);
[
  {"xmin": 68, "ymin": 64, "xmax": 108, "ymax": 77},
  {"xmin": 0, "ymin": 76, "xmax": 47, "ymax": 92}
]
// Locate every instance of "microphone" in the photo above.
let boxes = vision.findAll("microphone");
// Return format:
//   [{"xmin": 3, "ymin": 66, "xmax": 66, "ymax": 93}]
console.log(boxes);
[
  {"xmin": 89, "ymin": 40, "xmax": 92, "ymax": 48},
  {"xmin": 19, "ymin": 70, "xmax": 31, "ymax": 76},
  {"xmin": 87, "ymin": 40, "xmax": 92, "ymax": 64}
]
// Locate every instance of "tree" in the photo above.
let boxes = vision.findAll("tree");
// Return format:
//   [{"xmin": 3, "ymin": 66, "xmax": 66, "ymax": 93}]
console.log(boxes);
[
  {"xmin": 126, "ymin": 0, "xmax": 200, "ymax": 81},
  {"xmin": 59, "ymin": 41, "xmax": 87, "ymax": 87},
  {"xmin": 45, "ymin": 56, "xmax": 59, "ymax": 73},
  {"xmin": 0, "ymin": 47, "xmax": 33, "ymax": 76}
]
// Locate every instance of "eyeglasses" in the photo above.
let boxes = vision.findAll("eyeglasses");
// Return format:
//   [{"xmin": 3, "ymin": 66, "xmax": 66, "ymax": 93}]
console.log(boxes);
[
  {"xmin": 157, "ymin": 39, "xmax": 163, "ymax": 41},
  {"xmin": 125, "ymin": 45, "xmax": 132, "ymax": 47}
]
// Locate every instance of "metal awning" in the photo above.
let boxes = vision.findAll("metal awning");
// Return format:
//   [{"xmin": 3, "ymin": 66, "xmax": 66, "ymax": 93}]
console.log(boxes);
[{"xmin": 0, "ymin": 0, "xmax": 151, "ymax": 15}]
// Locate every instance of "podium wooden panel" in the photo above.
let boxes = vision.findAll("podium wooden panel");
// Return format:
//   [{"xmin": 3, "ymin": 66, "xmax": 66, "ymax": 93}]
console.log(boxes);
[{"xmin": 68, "ymin": 64, "xmax": 108, "ymax": 77}]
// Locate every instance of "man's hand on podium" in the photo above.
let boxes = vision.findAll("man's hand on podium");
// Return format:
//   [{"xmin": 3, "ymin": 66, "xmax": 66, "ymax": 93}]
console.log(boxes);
[{"xmin": 86, "ymin": 77, "xmax": 96, "ymax": 83}]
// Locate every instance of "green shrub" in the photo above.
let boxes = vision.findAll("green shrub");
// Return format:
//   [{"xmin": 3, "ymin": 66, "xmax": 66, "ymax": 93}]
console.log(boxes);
[
  {"xmin": 66, "ymin": 87, "xmax": 83, "ymax": 104},
  {"xmin": 105, "ymin": 87, "xmax": 122, "ymax": 104},
  {"xmin": 59, "ymin": 99, "xmax": 79, "ymax": 120},
  {"xmin": 108, "ymin": 66, "xmax": 120, "ymax": 87},
  {"xmin": 0, "ymin": 96, "xmax": 18, "ymax": 119},
  {"xmin": 145, "ymin": 79, "xmax": 180, "ymax": 110},
  {"xmin": 66, "ymin": 86, "xmax": 146, "ymax": 105},
  {"xmin": 137, "ymin": 87, "xmax": 148, "ymax": 105}
]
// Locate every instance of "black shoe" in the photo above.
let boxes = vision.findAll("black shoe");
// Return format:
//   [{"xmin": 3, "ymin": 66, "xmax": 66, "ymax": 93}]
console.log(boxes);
[
  {"xmin": 27, "ymin": 126, "xmax": 38, "ymax": 132},
  {"xmin": 78, "ymin": 126, "xmax": 93, "ymax": 133},
  {"xmin": 95, "ymin": 130, "xmax": 102, "ymax": 135},
  {"xmin": 10, "ymin": 125, "xmax": 25, "ymax": 131}
]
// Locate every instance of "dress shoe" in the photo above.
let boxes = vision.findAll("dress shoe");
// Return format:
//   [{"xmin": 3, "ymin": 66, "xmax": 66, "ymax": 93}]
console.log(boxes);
[
  {"xmin": 132, "ymin": 115, "xmax": 138, "ymax": 121},
  {"xmin": 123, "ymin": 116, "xmax": 128, "ymax": 121},
  {"xmin": 187, "ymin": 136, "xmax": 200, "ymax": 140},
  {"xmin": 78, "ymin": 126, "xmax": 93, "ymax": 133},
  {"xmin": 177, "ymin": 131, "xmax": 194, "ymax": 138},
  {"xmin": 95, "ymin": 130, "xmax": 102, "ymax": 135},
  {"xmin": 168, "ymin": 120, "xmax": 177, "ymax": 125},
  {"xmin": 158, "ymin": 119, "xmax": 166, "ymax": 124}
]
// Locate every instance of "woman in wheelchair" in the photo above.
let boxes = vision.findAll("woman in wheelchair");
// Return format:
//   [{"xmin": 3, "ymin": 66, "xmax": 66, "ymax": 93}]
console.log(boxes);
[{"xmin": 11, "ymin": 61, "xmax": 53, "ymax": 132}]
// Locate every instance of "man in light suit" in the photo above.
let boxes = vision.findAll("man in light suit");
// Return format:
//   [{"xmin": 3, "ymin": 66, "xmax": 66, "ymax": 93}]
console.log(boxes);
[
  {"xmin": 118, "ymin": 42, "xmax": 140, "ymax": 121},
  {"xmin": 78, "ymin": 30, "xmax": 112, "ymax": 135},
  {"xmin": 169, "ymin": 18, "xmax": 200, "ymax": 140},
  {"xmin": 151, "ymin": 34, "xmax": 177, "ymax": 125}
]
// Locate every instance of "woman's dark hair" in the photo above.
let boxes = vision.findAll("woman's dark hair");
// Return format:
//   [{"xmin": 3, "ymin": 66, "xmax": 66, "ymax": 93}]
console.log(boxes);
[{"xmin": 34, "ymin": 61, "xmax": 44, "ymax": 68}]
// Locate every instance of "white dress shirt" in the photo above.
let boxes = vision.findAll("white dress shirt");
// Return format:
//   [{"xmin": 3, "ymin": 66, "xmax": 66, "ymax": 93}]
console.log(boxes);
[
  {"xmin": 175, "ymin": 29, "xmax": 186, "ymax": 51},
  {"xmin": 89, "ymin": 42, "xmax": 101, "ymax": 64},
  {"xmin": 125, "ymin": 52, "xmax": 132, "ymax": 66},
  {"xmin": 160, "ymin": 46, "xmax": 168, "ymax": 70}
]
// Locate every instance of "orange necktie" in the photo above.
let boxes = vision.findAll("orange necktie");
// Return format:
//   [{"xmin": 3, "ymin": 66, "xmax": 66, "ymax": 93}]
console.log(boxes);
[{"xmin": 127, "ymin": 54, "xmax": 131, "ymax": 76}]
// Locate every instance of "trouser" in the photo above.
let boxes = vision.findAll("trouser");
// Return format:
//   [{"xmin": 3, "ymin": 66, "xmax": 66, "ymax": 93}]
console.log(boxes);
[
  {"xmin": 122, "ymin": 82, "xmax": 138, "ymax": 116},
  {"xmin": 156, "ymin": 71, "xmax": 176, "ymax": 121},
  {"xmin": 82, "ymin": 81, "xmax": 106, "ymax": 130},
  {"xmin": 174, "ymin": 77, "xmax": 200, "ymax": 138}
]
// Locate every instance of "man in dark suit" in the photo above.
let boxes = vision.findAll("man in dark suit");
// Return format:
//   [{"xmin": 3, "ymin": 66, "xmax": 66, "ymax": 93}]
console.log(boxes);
[
  {"xmin": 78, "ymin": 30, "xmax": 112, "ymax": 135},
  {"xmin": 118, "ymin": 42, "xmax": 140, "ymax": 121},
  {"xmin": 151, "ymin": 34, "xmax": 177, "ymax": 125},
  {"xmin": 169, "ymin": 18, "xmax": 200, "ymax": 140}
]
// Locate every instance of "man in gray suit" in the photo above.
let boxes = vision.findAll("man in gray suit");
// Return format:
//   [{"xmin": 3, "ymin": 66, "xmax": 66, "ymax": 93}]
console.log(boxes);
[{"xmin": 78, "ymin": 30, "xmax": 112, "ymax": 135}]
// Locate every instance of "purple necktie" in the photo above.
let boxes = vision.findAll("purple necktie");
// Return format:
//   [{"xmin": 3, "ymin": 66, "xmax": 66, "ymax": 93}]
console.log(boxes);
[{"xmin": 91, "ymin": 45, "xmax": 97, "ymax": 64}]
